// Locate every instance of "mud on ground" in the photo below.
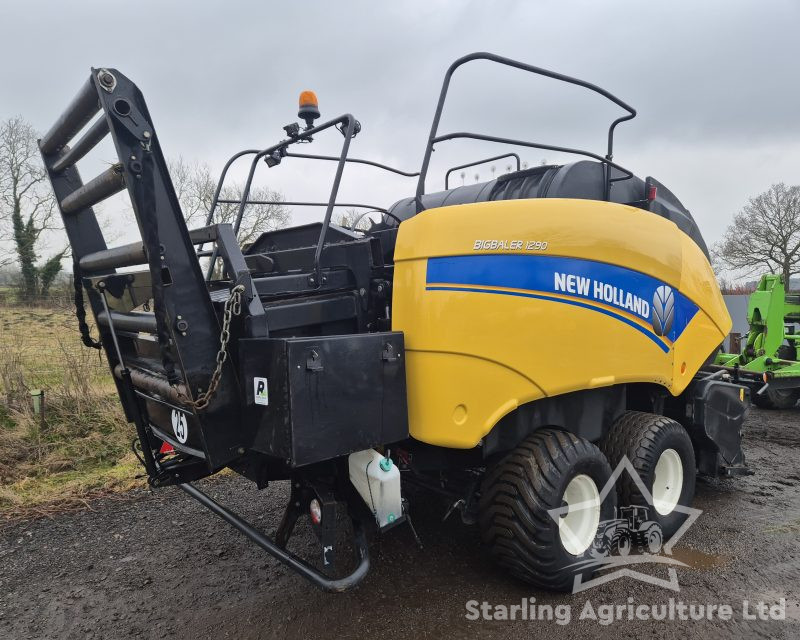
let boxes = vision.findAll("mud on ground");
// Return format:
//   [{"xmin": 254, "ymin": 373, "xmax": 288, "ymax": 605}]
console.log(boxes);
[{"xmin": 1, "ymin": 407, "xmax": 799, "ymax": 639}]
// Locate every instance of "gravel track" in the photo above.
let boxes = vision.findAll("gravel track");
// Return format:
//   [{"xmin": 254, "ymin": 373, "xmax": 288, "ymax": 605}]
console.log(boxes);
[{"xmin": 2, "ymin": 407, "xmax": 799, "ymax": 639}]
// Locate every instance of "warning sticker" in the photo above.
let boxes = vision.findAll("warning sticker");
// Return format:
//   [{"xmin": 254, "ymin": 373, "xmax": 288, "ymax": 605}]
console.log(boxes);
[
  {"xmin": 253, "ymin": 377, "xmax": 269, "ymax": 406},
  {"xmin": 171, "ymin": 409, "xmax": 188, "ymax": 444}
]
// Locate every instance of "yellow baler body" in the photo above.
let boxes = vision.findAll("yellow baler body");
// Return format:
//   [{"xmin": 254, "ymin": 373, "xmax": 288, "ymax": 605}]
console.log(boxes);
[{"xmin": 391, "ymin": 198, "xmax": 730, "ymax": 449}]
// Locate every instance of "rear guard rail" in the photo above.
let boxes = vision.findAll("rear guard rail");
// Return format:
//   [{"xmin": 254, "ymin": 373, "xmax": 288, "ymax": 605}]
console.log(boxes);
[
  {"xmin": 415, "ymin": 52, "xmax": 637, "ymax": 211},
  {"xmin": 179, "ymin": 483, "xmax": 370, "ymax": 592}
]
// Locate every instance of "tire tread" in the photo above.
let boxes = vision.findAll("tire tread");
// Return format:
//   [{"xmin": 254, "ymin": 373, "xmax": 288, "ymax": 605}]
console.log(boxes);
[
  {"xmin": 600, "ymin": 411, "xmax": 695, "ymax": 535},
  {"xmin": 479, "ymin": 429, "xmax": 610, "ymax": 590}
]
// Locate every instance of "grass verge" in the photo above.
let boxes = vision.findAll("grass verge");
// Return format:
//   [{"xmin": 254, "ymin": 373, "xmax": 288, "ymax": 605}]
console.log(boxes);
[{"xmin": 0, "ymin": 305, "xmax": 145, "ymax": 519}]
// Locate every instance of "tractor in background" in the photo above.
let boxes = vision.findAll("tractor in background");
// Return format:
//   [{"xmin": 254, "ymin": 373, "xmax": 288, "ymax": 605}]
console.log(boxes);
[{"xmin": 716, "ymin": 274, "xmax": 800, "ymax": 409}]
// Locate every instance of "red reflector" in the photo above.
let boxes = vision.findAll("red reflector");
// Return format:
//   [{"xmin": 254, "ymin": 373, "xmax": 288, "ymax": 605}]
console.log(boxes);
[
  {"xmin": 310, "ymin": 498, "xmax": 322, "ymax": 525},
  {"xmin": 647, "ymin": 185, "xmax": 658, "ymax": 201},
  {"xmin": 159, "ymin": 442, "xmax": 175, "ymax": 454}
]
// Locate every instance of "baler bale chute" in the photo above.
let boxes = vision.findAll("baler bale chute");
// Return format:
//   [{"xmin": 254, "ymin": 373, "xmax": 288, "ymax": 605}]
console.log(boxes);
[{"xmin": 40, "ymin": 52, "xmax": 750, "ymax": 592}]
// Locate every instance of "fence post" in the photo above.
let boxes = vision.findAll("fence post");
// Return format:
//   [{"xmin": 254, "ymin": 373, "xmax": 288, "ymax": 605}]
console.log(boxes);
[{"xmin": 30, "ymin": 389, "xmax": 45, "ymax": 429}]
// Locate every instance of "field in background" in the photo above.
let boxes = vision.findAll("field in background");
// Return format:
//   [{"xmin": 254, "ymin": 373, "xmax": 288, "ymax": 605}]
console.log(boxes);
[{"xmin": 0, "ymin": 302, "xmax": 142, "ymax": 519}]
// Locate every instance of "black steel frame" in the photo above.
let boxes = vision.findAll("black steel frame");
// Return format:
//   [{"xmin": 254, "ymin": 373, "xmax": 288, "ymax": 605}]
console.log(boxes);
[
  {"xmin": 38, "ymin": 69, "xmax": 379, "ymax": 591},
  {"xmin": 180, "ymin": 483, "xmax": 370, "ymax": 592},
  {"xmin": 202, "ymin": 116, "xmax": 358, "ymax": 286},
  {"xmin": 38, "ymin": 67, "xmax": 267, "ymax": 473},
  {"xmin": 415, "ymin": 52, "xmax": 638, "ymax": 211},
  {"xmin": 200, "ymin": 143, "xmax": 419, "ymax": 282}
]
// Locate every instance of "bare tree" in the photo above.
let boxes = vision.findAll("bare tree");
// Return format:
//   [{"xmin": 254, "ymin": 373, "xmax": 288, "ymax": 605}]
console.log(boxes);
[
  {"xmin": 168, "ymin": 156, "xmax": 214, "ymax": 223},
  {"xmin": 0, "ymin": 116, "xmax": 64, "ymax": 300},
  {"xmin": 715, "ymin": 183, "xmax": 800, "ymax": 288},
  {"xmin": 169, "ymin": 157, "xmax": 290, "ymax": 245},
  {"xmin": 335, "ymin": 208, "xmax": 374, "ymax": 232}
]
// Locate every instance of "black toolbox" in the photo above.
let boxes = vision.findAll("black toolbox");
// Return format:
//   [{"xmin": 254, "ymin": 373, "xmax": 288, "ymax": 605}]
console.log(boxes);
[{"xmin": 239, "ymin": 332, "xmax": 408, "ymax": 467}]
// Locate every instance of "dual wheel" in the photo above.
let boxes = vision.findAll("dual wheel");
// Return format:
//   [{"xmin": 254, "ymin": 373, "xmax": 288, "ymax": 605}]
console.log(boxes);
[{"xmin": 479, "ymin": 412, "xmax": 695, "ymax": 591}]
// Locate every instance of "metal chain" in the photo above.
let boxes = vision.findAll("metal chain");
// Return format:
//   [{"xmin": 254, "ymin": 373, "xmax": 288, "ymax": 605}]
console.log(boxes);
[
  {"xmin": 73, "ymin": 265, "xmax": 102, "ymax": 350},
  {"xmin": 176, "ymin": 284, "xmax": 245, "ymax": 411}
]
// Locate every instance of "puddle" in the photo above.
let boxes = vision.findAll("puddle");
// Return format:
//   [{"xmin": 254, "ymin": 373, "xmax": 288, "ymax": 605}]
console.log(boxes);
[{"xmin": 667, "ymin": 546, "xmax": 727, "ymax": 570}]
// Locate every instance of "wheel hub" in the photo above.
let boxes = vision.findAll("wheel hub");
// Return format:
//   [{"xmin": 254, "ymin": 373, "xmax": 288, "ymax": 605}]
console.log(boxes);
[
  {"xmin": 652, "ymin": 448, "xmax": 683, "ymax": 516},
  {"xmin": 558, "ymin": 474, "xmax": 601, "ymax": 555}
]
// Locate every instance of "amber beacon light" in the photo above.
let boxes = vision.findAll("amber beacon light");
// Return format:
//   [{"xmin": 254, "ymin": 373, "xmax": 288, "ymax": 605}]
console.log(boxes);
[{"xmin": 298, "ymin": 90, "xmax": 320, "ymax": 129}]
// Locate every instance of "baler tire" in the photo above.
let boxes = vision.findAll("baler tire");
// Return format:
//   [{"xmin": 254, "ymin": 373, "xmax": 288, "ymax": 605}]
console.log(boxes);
[
  {"xmin": 479, "ymin": 429, "xmax": 616, "ymax": 592},
  {"xmin": 753, "ymin": 387, "xmax": 800, "ymax": 410},
  {"xmin": 601, "ymin": 411, "xmax": 695, "ymax": 539}
]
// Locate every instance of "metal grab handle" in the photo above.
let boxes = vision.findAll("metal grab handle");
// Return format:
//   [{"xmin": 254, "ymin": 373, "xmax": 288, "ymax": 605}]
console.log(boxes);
[
  {"xmin": 445, "ymin": 152, "xmax": 521, "ymax": 189},
  {"xmin": 179, "ymin": 482, "xmax": 371, "ymax": 592}
]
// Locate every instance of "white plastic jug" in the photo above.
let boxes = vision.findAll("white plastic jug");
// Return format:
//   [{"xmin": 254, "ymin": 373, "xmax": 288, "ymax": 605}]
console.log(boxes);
[{"xmin": 348, "ymin": 449, "xmax": 402, "ymax": 528}]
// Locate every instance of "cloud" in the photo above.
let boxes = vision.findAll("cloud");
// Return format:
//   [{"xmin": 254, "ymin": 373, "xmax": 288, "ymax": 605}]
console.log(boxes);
[{"xmin": 1, "ymin": 0, "xmax": 798, "ymax": 255}]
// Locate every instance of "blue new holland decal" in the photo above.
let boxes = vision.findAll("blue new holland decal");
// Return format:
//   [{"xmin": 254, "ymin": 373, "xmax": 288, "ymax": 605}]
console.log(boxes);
[{"xmin": 425, "ymin": 254, "xmax": 698, "ymax": 352}]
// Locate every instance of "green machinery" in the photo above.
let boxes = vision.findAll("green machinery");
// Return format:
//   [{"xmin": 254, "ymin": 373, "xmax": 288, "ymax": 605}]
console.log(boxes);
[{"xmin": 715, "ymin": 274, "xmax": 800, "ymax": 409}]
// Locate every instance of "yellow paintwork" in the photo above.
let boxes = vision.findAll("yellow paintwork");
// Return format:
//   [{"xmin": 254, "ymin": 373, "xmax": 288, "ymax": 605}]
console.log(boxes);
[{"xmin": 392, "ymin": 198, "xmax": 731, "ymax": 449}]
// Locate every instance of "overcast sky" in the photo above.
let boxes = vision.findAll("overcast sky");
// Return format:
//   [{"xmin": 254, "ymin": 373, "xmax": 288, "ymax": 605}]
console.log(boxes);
[{"xmin": 1, "ymin": 0, "xmax": 799, "ymax": 269}]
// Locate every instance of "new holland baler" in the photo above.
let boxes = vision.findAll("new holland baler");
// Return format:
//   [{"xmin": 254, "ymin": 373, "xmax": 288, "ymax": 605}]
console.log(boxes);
[{"xmin": 39, "ymin": 52, "xmax": 749, "ymax": 592}]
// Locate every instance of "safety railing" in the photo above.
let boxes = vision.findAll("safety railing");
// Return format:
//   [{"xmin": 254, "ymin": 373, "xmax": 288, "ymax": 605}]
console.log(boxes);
[{"xmin": 415, "ymin": 52, "xmax": 638, "ymax": 211}]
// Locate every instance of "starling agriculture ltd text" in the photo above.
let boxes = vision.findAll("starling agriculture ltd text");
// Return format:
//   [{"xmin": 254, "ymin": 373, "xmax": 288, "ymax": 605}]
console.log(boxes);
[{"xmin": 464, "ymin": 597, "xmax": 787, "ymax": 625}]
